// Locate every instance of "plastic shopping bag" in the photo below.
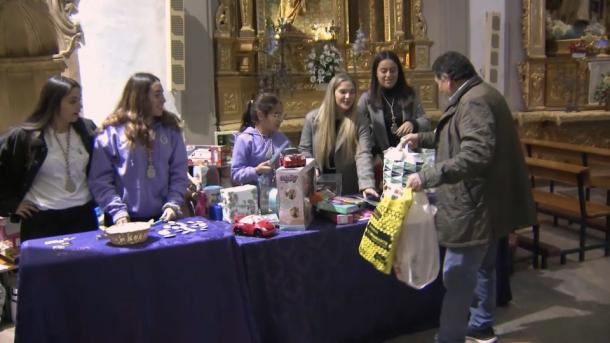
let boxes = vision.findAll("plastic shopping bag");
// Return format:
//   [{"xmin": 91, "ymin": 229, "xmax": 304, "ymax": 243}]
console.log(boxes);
[
  {"xmin": 383, "ymin": 147, "xmax": 423, "ymax": 189},
  {"xmin": 359, "ymin": 187, "xmax": 413, "ymax": 274},
  {"xmin": 394, "ymin": 191, "xmax": 439, "ymax": 289}
]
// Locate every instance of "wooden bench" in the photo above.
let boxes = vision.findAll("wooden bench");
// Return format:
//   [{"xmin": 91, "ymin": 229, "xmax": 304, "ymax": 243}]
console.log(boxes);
[
  {"xmin": 525, "ymin": 157, "xmax": 610, "ymax": 268},
  {"xmin": 522, "ymin": 138, "xmax": 610, "ymax": 197}
]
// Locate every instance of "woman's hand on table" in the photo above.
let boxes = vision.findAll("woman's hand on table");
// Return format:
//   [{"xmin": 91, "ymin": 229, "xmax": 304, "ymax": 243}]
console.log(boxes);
[{"xmin": 160, "ymin": 207, "xmax": 177, "ymax": 221}]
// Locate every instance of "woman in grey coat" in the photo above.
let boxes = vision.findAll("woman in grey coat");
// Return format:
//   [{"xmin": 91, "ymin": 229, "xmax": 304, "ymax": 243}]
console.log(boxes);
[
  {"xmin": 357, "ymin": 50, "xmax": 431, "ymax": 155},
  {"xmin": 299, "ymin": 73, "xmax": 378, "ymax": 197}
]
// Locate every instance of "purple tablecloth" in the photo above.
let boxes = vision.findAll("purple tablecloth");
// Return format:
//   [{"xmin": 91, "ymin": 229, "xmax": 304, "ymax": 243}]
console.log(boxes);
[
  {"xmin": 235, "ymin": 219, "xmax": 444, "ymax": 343},
  {"xmin": 16, "ymin": 218, "xmax": 253, "ymax": 343}
]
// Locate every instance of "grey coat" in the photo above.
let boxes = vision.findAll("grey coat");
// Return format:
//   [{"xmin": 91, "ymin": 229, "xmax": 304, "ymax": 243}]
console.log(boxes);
[
  {"xmin": 299, "ymin": 109, "xmax": 376, "ymax": 195},
  {"xmin": 418, "ymin": 77, "xmax": 536, "ymax": 247},
  {"xmin": 357, "ymin": 91, "xmax": 431, "ymax": 152}
]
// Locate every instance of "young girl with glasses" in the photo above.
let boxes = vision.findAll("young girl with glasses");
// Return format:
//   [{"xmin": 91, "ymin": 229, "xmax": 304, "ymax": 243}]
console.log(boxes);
[{"xmin": 231, "ymin": 93, "xmax": 291, "ymax": 187}]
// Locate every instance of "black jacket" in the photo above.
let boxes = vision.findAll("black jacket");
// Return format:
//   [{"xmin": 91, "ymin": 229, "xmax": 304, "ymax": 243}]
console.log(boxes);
[{"xmin": 0, "ymin": 118, "xmax": 97, "ymax": 217}]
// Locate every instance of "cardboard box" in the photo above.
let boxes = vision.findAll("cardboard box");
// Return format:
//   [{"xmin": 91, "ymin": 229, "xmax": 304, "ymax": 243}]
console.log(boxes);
[
  {"xmin": 319, "ymin": 210, "xmax": 354, "ymax": 224},
  {"xmin": 276, "ymin": 159, "xmax": 316, "ymax": 229},
  {"xmin": 186, "ymin": 145, "xmax": 231, "ymax": 167},
  {"xmin": 220, "ymin": 185, "xmax": 258, "ymax": 223},
  {"xmin": 315, "ymin": 200, "xmax": 361, "ymax": 214}
]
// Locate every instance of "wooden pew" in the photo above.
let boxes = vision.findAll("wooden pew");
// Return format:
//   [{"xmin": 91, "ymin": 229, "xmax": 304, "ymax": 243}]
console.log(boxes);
[
  {"xmin": 521, "ymin": 138, "xmax": 610, "ymax": 194},
  {"xmin": 525, "ymin": 157, "xmax": 610, "ymax": 268}
]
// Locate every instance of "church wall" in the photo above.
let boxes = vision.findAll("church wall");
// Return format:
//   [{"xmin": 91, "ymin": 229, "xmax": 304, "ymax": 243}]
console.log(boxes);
[
  {"xmin": 77, "ymin": 0, "xmax": 217, "ymax": 144},
  {"xmin": 180, "ymin": 0, "xmax": 218, "ymax": 144},
  {"xmin": 424, "ymin": 0, "xmax": 525, "ymax": 111},
  {"xmin": 77, "ymin": 1, "xmax": 178, "ymax": 125}
]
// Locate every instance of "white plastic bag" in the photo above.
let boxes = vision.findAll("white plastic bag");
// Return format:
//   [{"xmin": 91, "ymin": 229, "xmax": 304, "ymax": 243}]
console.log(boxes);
[{"xmin": 394, "ymin": 191, "xmax": 439, "ymax": 289}]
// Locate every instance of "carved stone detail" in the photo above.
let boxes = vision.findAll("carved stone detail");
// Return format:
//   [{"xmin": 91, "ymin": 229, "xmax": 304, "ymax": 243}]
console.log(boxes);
[
  {"xmin": 47, "ymin": 0, "xmax": 83, "ymax": 59},
  {"xmin": 415, "ymin": 45, "xmax": 429, "ymax": 69},
  {"xmin": 223, "ymin": 92, "xmax": 238, "ymax": 112},
  {"xmin": 239, "ymin": 0, "xmax": 255, "ymax": 36},
  {"xmin": 530, "ymin": 63, "xmax": 545, "ymax": 107},
  {"xmin": 395, "ymin": 0, "xmax": 404, "ymax": 40},
  {"xmin": 215, "ymin": 0, "xmax": 235, "ymax": 38},
  {"xmin": 412, "ymin": 0, "xmax": 428, "ymax": 40},
  {"xmin": 418, "ymin": 84, "xmax": 434, "ymax": 103},
  {"xmin": 521, "ymin": 0, "xmax": 545, "ymax": 59}
]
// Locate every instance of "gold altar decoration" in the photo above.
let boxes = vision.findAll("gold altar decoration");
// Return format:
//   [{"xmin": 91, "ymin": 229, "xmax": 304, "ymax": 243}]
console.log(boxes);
[
  {"xmin": 214, "ymin": 0, "xmax": 437, "ymax": 138},
  {"xmin": 519, "ymin": 0, "xmax": 610, "ymax": 111}
]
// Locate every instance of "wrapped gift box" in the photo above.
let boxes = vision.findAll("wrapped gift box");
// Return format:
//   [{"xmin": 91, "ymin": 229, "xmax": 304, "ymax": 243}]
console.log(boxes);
[
  {"xmin": 315, "ymin": 200, "xmax": 361, "ymax": 214},
  {"xmin": 187, "ymin": 145, "xmax": 231, "ymax": 167},
  {"xmin": 276, "ymin": 159, "xmax": 316, "ymax": 229},
  {"xmin": 220, "ymin": 185, "xmax": 258, "ymax": 223}
]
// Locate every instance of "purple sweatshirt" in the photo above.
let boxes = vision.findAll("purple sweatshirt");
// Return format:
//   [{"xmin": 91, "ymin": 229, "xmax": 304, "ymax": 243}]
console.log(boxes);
[
  {"xmin": 89, "ymin": 122, "xmax": 188, "ymax": 222},
  {"xmin": 231, "ymin": 127, "xmax": 290, "ymax": 186}
]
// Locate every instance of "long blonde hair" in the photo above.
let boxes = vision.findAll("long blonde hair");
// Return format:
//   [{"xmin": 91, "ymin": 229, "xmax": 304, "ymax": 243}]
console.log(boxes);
[
  {"xmin": 314, "ymin": 73, "xmax": 359, "ymax": 169},
  {"xmin": 101, "ymin": 73, "xmax": 182, "ymax": 149}
]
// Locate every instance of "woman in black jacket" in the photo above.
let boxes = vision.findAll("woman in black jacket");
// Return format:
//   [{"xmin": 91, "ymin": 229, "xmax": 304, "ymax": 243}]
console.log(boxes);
[{"xmin": 0, "ymin": 75, "xmax": 98, "ymax": 242}]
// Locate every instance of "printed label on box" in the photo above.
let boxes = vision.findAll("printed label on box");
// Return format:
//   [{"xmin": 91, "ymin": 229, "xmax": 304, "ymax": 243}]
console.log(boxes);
[{"xmin": 220, "ymin": 185, "xmax": 258, "ymax": 223}]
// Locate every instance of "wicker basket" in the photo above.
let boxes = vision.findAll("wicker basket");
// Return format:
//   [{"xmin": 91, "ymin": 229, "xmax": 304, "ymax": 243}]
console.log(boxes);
[{"xmin": 103, "ymin": 222, "xmax": 151, "ymax": 246}]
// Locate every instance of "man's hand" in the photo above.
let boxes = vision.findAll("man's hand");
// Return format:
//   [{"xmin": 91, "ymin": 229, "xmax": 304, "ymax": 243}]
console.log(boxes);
[
  {"xmin": 400, "ymin": 133, "xmax": 419, "ymax": 150},
  {"xmin": 406, "ymin": 173, "xmax": 423, "ymax": 191}
]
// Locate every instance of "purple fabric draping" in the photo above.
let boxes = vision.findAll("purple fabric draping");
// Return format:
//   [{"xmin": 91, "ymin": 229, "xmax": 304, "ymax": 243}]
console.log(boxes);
[
  {"xmin": 235, "ymin": 219, "xmax": 444, "ymax": 343},
  {"xmin": 16, "ymin": 218, "xmax": 253, "ymax": 343}
]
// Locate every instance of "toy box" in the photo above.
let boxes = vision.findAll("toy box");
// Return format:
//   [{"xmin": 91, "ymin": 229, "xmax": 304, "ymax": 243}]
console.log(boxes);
[
  {"xmin": 186, "ymin": 145, "xmax": 231, "ymax": 167},
  {"xmin": 220, "ymin": 185, "xmax": 258, "ymax": 223},
  {"xmin": 319, "ymin": 210, "xmax": 354, "ymax": 225},
  {"xmin": 276, "ymin": 159, "xmax": 316, "ymax": 229}
]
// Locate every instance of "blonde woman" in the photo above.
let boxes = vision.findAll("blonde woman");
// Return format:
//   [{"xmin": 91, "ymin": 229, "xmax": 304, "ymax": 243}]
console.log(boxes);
[{"xmin": 299, "ymin": 73, "xmax": 378, "ymax": 198}]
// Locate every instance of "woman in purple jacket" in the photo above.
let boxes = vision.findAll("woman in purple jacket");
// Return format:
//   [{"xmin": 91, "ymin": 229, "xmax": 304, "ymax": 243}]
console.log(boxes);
[
  {"xmin": 89, "ymin": 73, "xmax": 188, "ymax": 225},
  {"xmin": 231, "ymin": 93, "xmax": 290, "ymax": 187}
]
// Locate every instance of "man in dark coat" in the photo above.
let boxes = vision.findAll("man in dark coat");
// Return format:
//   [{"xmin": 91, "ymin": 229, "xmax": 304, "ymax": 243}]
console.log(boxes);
[{"xmin": 404, "ymin": 51, "xmax": 536, "ymax": 343}]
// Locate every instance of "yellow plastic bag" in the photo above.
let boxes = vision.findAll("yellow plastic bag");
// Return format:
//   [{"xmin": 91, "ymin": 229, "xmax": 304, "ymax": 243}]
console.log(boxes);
[{"xmin": 359, "ymin": 188, "xmax": 413, "ymax": 274}]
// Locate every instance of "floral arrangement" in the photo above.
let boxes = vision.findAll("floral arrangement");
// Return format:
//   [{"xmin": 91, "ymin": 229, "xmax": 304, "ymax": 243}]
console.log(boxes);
[
  {"xmin": 305, "ymin": 43, "xmax": 343, "ymax": 84},
  {"xmin": 593, "ymin": 72, "xmax": 610, "ymax": 105},
  {"xmin": 351, "ymin": 28, "xmax": 367, "ymax": 58}
]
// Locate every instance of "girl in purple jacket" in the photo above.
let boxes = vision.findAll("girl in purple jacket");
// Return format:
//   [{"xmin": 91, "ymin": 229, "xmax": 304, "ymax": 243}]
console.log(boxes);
[
  {"xmin": 231, "ymin": 93, "xmax": 290, "ymax": 187},
  {"xmin": 89, "ymin": 73, "xmax": 188, "ymax": 225}
]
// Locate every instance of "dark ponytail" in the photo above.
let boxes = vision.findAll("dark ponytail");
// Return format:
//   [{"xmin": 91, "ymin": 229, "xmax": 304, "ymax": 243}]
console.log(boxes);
[
  {"xmin": 240, "ymin": 100, "xmax": 255, "ymax": 132},
  {"xmin": 239, "ymin": 93, "xmax": 281, "ymax": 132}
]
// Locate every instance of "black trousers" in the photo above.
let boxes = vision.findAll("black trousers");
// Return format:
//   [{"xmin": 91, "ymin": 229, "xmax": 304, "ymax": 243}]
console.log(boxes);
[{"xmin": 20, "ymin": 201, "xmax": 98, "ymax": 242}]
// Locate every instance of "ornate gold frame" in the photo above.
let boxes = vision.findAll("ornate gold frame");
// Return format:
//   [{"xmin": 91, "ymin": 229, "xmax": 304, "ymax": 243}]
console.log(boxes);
[
  {"xmin": 518, "ymin": 0, "xmax": 608, "ymax": 111},
  {"xmin": 213, "ymin": 0, "xmax": 437, "ymax": 134}
]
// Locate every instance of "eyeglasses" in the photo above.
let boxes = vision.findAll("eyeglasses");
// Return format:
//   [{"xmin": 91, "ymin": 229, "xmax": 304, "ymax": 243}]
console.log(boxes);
[{"xmin": 269, "ymin": 112, "xmax": 286, "ymax": 119}]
